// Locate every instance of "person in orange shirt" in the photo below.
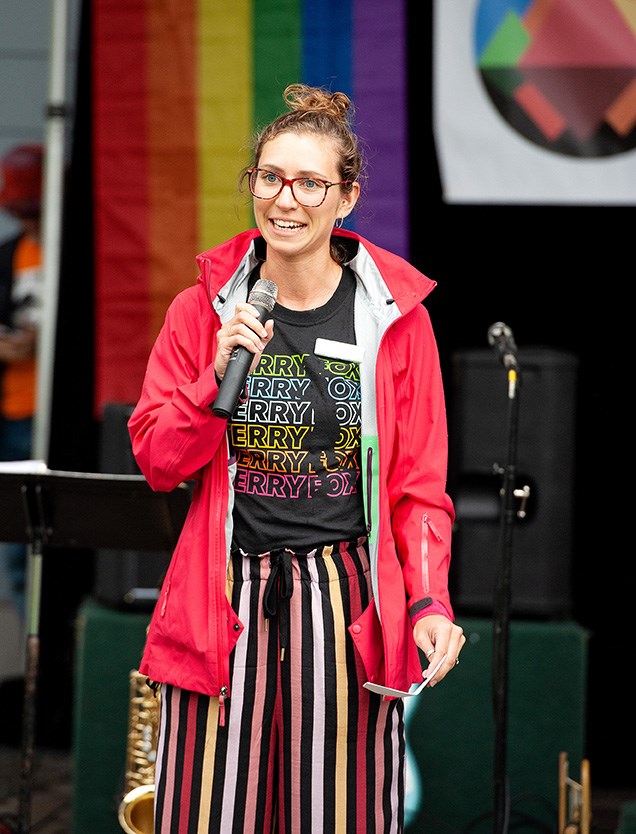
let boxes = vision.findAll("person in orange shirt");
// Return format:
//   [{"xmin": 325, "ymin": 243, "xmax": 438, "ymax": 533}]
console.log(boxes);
[{"xmin": 0, "ymin": 144, "xmax": 43, "ymax": 622}]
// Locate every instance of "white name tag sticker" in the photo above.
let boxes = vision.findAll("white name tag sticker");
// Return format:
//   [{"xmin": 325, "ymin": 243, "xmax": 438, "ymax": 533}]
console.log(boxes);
[{"xmin": 314, "ymin": 338, "xmax": 364, "ymax": 364}]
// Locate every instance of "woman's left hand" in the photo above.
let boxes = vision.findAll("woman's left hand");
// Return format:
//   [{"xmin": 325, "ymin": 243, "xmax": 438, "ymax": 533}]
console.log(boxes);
[{"xmin": 413, "ymin": 615, "xmax": 466, "ymax": 686}]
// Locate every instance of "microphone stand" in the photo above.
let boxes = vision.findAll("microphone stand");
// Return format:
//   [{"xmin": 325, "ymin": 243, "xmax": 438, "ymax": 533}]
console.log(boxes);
[{"xmin": 489, "ymin": 333, "xmax": 522, "ymax": 834}]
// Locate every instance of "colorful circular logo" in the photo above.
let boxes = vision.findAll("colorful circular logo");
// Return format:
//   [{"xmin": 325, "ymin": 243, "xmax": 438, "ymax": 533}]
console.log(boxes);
[{"xmin": 475, "ymin": 0, "xmax": 636, "ymax": 157}]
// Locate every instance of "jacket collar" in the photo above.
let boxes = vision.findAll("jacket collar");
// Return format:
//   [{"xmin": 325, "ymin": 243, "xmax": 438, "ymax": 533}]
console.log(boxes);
[{"xmin": 195, "ymin": 228, "xmax": 437, "ymax": 318}]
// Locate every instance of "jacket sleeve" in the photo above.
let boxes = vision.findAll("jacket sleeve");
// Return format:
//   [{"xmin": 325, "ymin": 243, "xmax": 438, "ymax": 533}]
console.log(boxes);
[
  {"xmin": 127, "ymin": 285, "xmax": 230, "ymax": 492},
  {"xmin": 385, "ymin": 303, "xmax": 456, "ymax": 622}
]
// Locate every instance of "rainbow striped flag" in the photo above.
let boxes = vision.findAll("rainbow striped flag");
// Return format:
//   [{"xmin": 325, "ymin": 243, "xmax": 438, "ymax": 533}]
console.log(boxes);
[{"xmin": 93, "ymin": 0, "xmax": 409, "ymax": 409}]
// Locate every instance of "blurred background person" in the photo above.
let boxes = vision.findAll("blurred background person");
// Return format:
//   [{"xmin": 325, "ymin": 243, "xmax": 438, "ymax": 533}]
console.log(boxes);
[{"xmin": 0, "ymin": 143, "xmax": 44, "ymax": 625}]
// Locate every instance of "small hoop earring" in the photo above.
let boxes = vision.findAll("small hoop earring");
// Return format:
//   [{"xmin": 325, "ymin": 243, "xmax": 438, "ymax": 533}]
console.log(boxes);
[{"xmin": 334, "ymin": 216, "xmax": 343, "ymax": 229}]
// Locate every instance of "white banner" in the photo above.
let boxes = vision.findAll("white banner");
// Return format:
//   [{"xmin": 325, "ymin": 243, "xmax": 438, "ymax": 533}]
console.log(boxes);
[{"xmin": 433, "ymin": 0, "xmax": 636, "ymax": 204}]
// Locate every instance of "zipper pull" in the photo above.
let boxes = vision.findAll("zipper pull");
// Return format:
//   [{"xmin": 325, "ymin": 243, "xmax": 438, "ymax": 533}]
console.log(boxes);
[
  {"xmin": 160, "ymin": 581, "xmax": 170, "ymax": 616},
  {"xmin": 218, "ymin": 685, "xmax": 228, "ymax": 727},
  {"xmin": 423, "ymin": 513, "xmax": 443, "ymax": 541}
]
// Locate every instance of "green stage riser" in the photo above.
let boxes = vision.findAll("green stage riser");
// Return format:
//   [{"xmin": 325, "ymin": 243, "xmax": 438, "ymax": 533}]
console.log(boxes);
[
  {"xmin": 73, "ymin": 599, "xmax": 151, "ymax": 834},
  {"xmin": 73, "ymin": 601, "xmax": 588, "ymax": 834},
  {"xmin": 404, "ymin": 618, "xmax": 588, "ymax": 833}
]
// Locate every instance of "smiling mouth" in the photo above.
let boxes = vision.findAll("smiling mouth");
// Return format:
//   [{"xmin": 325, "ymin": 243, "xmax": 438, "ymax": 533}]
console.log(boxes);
[{"xmin": 271, "ymin": 219, "xmax": 305, "ymax": 231}]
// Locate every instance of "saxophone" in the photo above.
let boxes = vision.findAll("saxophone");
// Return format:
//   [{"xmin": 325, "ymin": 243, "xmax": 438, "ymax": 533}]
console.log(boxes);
[{"xmin": 118, "ymin": 669, "xmax": 160, "ymax": 834}]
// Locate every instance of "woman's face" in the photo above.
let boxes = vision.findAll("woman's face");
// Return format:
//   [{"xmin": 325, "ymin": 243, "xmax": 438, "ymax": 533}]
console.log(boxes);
[{"xmin": 252, "ymin": 131, "xmax": 359, "ymax": 263}]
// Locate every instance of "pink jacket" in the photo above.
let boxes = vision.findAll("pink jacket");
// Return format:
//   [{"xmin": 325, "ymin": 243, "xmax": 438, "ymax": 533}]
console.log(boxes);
[{"xmin": 129, "ymin": 229, "xmax": 455, "ymax": 711}]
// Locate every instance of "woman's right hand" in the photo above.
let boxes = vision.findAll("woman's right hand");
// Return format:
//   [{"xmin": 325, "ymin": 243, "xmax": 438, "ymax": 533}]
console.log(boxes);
[{"xmin": 214, "ymin": 302, "xmax": 274, "ymax": 381}]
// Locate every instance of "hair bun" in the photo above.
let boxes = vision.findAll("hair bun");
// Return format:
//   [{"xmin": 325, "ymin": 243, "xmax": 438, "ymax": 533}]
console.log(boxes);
[{"xmin": 283, "ymin": 84, "xmax": 353, "ymax": 123}]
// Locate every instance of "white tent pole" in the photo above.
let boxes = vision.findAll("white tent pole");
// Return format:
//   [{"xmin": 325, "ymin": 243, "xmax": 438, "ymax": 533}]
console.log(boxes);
[
  {"xmin": 33, "ymin": 0, "xmax": 70, "ymax": 463},
  {"xmin": 17, "ymin": 7, "xmax": 72, "ymax": 828}
]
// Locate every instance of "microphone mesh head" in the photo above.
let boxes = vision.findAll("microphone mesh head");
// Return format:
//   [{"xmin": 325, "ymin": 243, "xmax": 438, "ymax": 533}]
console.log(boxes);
[
  {"xmin": 487, "ymin": 321, "xmax": 510, "ymax": 344},
  {"xmin": 248, "ymin": 278, "xmax": 278, "ymax": 312}
]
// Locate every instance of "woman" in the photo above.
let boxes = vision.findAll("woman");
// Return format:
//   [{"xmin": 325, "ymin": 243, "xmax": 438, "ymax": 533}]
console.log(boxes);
[{"xmin": 128, "ymin": 83, "xmax": 465, "ymax": 834}]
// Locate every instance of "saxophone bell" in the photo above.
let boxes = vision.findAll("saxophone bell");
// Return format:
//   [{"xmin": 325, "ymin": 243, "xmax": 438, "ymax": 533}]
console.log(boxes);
[{"xmin": 118, "ymin": 784, "xmax": 155, "ymax": 834}]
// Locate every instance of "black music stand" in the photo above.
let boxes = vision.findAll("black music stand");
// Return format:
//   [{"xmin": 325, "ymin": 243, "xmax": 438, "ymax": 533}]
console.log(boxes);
[{"xmin": 0, "ymin": 463, "xmax": 190, "ymax": 834}]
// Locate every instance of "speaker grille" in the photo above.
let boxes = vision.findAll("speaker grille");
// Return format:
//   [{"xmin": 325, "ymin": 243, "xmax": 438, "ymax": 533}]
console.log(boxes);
[{"xmin": 448, "ymin": 347, "xmax": 578, "ymax": 617}]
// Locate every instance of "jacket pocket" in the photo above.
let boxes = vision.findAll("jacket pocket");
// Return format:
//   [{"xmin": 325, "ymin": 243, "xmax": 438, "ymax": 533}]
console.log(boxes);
[
  {"xmin": 348, "ymin": 599, "xmax": 384, "ymax": 683},
  {"xmin": 225, "ymin": 597, "xmax": 244, "ymax": 651}
]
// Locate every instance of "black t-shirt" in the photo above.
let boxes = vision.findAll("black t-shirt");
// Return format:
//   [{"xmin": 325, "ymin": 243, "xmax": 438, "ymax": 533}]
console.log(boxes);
[{"xmin": 229, "ymin": 264, "xmax": 366, "ymax": 553}]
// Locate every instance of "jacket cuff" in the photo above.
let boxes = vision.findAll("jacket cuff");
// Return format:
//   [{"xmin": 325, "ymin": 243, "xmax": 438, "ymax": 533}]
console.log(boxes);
[{"xmin": 409, "ymin": 597, "xmax": 452, "ymax": 626}]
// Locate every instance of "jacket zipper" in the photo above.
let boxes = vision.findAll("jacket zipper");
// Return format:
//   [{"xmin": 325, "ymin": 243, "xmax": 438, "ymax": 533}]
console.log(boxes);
[
  {"xmin": 365, "ymin": 446, "xmax": 373, "ymax": 534},
  {"xmin": 214, "ymin": 448, "xmax": 230, "ymax": 727},
  {"xmin": 421, "ymin": 513, "xmax": 442, "ymax": 594}
]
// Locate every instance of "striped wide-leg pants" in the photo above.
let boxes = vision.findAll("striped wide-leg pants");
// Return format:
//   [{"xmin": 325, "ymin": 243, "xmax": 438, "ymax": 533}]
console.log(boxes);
[{"xmin": 153, "ymin": 539, "xmax": 406, "ymax": 834}]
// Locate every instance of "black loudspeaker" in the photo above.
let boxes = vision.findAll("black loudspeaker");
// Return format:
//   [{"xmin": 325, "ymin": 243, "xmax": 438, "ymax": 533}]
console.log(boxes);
[
  {"xmin": 448, "ymin": 347, "xmax": 578, "ymax": 617},
  {"xmin": 94, "ymin": 403, "xmax": 173, "ymax": 610},
  {"xmin": 404, "ymin": 617, "xmax": 588, "ymax": 833}
]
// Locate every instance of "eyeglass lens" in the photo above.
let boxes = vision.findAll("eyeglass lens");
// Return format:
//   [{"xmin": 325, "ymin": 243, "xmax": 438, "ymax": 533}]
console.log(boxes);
[{"xmin": 249, "ymin": 169, "xmax": 327, "ymax": 207}]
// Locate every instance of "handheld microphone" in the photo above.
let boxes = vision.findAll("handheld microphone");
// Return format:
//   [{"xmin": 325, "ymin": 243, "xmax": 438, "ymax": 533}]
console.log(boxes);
[
  {"xmin": 487, "ymin": 321, "xmax": 518, "ymax": 371},
  {"xmin": 212, "ymin": 278, "xmax": 278, "ymax": 419}
]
